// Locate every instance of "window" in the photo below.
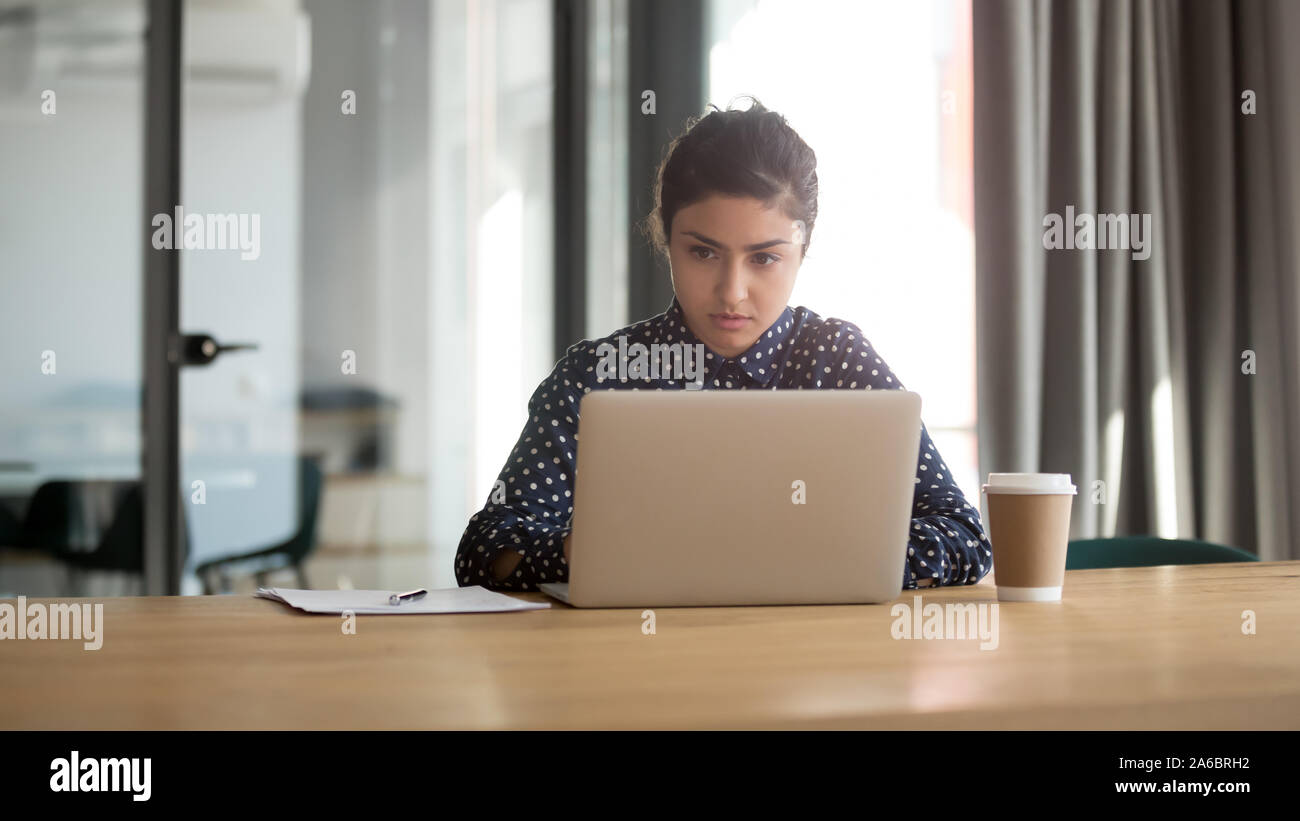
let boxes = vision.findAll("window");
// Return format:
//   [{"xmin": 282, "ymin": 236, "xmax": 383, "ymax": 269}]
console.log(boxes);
[{"xmin": 706, "ymin": 0, "xmax": 979, "ymax": 498}]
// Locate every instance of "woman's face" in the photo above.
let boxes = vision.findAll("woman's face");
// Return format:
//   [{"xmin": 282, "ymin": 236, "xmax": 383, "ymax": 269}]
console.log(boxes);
[{"xmin": 668, "ymin": 195, "xmax": 803, "ymax": 360}]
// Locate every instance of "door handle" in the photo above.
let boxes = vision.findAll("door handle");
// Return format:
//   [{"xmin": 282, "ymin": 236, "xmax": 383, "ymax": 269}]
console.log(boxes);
[{"xmin": 172, "ymin": 333, "xmax": 259, "ymax": 367}]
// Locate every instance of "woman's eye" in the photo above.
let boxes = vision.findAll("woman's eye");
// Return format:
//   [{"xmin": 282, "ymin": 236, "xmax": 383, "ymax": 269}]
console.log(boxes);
[{"xmin": 689, "ymin": 246, "xmax": 778, "ymax": 265}]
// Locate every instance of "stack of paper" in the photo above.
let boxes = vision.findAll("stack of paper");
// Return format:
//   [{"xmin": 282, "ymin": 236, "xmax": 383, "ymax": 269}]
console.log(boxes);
[{"xmin": 254, "ymin": 586, "xmax": 550, "ymax": 614}]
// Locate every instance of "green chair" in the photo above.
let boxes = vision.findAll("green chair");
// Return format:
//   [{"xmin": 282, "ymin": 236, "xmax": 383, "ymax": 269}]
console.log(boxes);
[
  {"xmin": 1065, "ymin": 536, "xmax": 1258, "ymax": 570},
  {"xmin": 194, "ymin": 455, "xmax": 324, "ymax": 593}
]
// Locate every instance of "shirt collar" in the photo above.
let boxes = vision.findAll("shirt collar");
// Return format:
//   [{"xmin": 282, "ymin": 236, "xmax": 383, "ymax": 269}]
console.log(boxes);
[{"xmin": 662, "ymin": 298, "xmax": 796, "ymax": 387}]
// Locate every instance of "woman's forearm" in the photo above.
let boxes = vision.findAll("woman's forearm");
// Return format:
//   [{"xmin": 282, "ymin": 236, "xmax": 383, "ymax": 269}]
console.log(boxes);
[
  {"xmin": 491, "ymin": 550, "xmax": 524, "ymax": 582},
  {"xmin": 489, "ymin": 533, "xmax": 571, "ymax": 583}
]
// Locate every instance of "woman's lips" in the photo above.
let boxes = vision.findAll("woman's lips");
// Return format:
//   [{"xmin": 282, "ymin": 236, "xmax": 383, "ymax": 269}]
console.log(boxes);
[{"xmin": 710, "ymin": 313, "xmax": 751, "ymax": 331}]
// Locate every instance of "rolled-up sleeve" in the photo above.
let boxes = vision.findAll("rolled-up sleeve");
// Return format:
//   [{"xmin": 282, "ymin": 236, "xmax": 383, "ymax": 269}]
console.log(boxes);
[
  {"xmin": 830, "ymin": 321, "xmax": 991, "ymax": 588},
  {"xmin": 904, "ymin": 422, "xmax": 991, "ymax": 587}
]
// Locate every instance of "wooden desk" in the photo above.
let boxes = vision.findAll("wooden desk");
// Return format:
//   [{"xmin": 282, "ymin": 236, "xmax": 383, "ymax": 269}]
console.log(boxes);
[{"xmin": 2, "ymin": 562, "xmax": 1298, "ymax": 729}]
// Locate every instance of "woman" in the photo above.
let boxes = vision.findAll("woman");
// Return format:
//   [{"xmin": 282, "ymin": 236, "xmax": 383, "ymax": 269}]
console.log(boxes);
[{"xmin": 455, "ymin": 97, "xmax": 991, "ymax": 591}]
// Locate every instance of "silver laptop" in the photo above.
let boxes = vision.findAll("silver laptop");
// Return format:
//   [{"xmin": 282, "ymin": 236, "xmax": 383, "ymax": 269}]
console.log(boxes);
[{"xmin": 537, "ymin": 389, "xmax": 922, "ymax": 608}]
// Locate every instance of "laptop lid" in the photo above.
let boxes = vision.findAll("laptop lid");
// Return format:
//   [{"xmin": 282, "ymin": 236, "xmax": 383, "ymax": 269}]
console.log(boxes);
[{"xmin": 565, "ymin": 390, "xmax": 922, "ymax": 607}]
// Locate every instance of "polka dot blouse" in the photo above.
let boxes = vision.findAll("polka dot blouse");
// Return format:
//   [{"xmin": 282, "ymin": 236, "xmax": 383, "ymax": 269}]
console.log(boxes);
[{"xmin": 455, "ymin": 297, "xmax": 992, "ymax": 591}]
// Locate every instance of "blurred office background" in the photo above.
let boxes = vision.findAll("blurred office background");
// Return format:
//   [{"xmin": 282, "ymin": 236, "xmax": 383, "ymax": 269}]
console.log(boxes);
[
  {"xmin": 0, "ymin": 0, "xmax": 978, "ymax": 596},
  {"xmin": 1, "ymin": 0, "xmax": 1293, "ymax": 598}
]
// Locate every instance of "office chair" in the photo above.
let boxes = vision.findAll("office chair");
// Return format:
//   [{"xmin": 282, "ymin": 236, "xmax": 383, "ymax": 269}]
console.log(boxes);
[
  {"xmin": 194, "ymin": 455, "xmax": 324, "ymax": 593},
  {"xmin": 0, "ymin": 501, "xmax": 21, "ymax": 582},
  {"xmin": 21, "ymin": 480, "xmax": 190, "ymax": 595},
  {"xmin": 1065, "ymin": 536, "xmax": 1258, "ymax": 570},
  {"xmin": 0, "ymin": 501, "xmax": 20, "ymax": 548},
  {"xmin": 20, "ymin": 480, "xmax": 105, "ymax": 554}
]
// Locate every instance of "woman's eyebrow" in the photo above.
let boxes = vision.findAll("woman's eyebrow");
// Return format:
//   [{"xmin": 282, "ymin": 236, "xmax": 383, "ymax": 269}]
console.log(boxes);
[{"xmin": 682, "ymin": 231, "xmax": 790, "ymax": 252}]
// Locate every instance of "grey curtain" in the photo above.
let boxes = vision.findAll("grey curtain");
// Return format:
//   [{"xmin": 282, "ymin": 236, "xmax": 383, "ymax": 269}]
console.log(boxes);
[{"xmin": 973, "ymin": 0, "xmax": 1300, "ymax": 560}]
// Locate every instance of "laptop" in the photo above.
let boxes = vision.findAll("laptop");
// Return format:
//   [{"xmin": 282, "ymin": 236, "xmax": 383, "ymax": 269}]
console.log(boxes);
[{"xmin": 537, "ymin": 389, "xmax": 922, "ymax": 608}]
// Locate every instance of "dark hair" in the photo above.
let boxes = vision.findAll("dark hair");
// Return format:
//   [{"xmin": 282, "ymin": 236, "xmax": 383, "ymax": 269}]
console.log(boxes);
[{"xmin": 639, "ymin": 95, "xmax": 818, "ymax": 265}]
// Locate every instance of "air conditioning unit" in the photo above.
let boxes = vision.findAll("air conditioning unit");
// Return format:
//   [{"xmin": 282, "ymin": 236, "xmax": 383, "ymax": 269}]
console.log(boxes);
[{"xmin": 0, "ymin": 0, "xmax": 311, "ymax": 106}]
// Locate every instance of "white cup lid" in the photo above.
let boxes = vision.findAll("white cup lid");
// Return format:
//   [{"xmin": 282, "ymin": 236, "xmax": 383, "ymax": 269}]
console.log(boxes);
[{"xmin": 981, "ymin": 473, "xmax": 1076, "ymax": 495}]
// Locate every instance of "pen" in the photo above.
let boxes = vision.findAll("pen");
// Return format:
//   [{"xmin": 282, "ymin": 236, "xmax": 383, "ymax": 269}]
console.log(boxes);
[{"xmin": 389, "ymin": 588, "xmax": 428, "ymax": 605}]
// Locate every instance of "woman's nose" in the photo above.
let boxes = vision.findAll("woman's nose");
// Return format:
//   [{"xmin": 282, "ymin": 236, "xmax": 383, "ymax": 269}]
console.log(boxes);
[{"xmin": 716, "ymin": 261, "xmax": 748, "ymax": 305}]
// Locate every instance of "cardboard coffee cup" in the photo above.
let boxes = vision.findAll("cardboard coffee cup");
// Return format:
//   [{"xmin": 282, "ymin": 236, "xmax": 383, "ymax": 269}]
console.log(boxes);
[{"xmin": 980, "ymin": 473, "xmax": 1076, "ymax": 602}]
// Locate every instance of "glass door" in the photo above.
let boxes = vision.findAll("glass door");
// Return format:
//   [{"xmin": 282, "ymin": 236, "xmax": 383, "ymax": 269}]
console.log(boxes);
[
  {"xmin": 176, "ymin": 0, "xmax": 304, "ymax": 592},
  {"xmin": 0, "ymin": 0, "xmax": 149, "ymax": 596},
  {"xmin": 1, "ymin": 0, "xmax": 567, "ymax": 597}
]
